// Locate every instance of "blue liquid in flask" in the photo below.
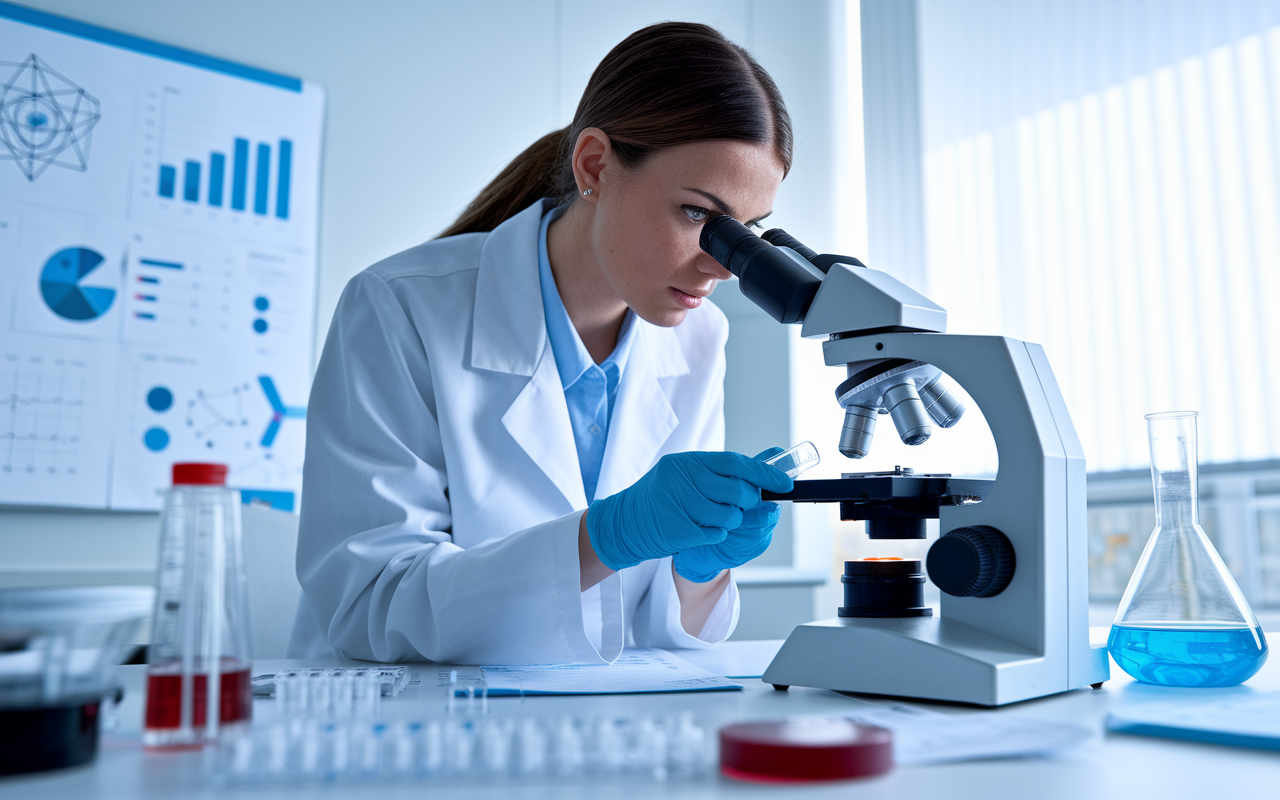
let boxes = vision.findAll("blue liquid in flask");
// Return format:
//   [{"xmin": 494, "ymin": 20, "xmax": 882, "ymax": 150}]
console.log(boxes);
[{"xmin": 1108, "ymin": 624, "xmax": 1268, "ymax": 688}]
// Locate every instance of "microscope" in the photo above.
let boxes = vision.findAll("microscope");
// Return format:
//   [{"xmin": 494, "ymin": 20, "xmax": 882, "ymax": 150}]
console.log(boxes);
[{"xmin": 701, "ymin": 217, "xmax": 1110, "ymax": 706}]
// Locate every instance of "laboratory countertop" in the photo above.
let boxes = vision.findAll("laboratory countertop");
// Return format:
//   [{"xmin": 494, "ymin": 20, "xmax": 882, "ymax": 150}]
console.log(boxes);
[{"xmin": 2, "ymin": 630, "xmax": 1277, "ymax": 799}]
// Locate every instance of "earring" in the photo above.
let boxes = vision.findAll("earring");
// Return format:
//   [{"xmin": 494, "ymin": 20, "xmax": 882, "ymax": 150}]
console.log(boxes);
[{"xmin": 582, "ymin": 188, "xmax": 593, "ymax": 196}]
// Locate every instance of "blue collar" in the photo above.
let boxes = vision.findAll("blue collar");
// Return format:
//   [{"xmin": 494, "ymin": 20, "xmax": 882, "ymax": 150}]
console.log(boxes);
[{"xmin": 537, "ymin": 205, "xmax": 635, "ymax": 390}]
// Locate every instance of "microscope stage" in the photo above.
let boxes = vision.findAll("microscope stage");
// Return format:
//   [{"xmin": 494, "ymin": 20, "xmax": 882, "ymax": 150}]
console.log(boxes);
[{"xmin": 764, "ymin": 474, "xmax": 992, "ymax": 507}]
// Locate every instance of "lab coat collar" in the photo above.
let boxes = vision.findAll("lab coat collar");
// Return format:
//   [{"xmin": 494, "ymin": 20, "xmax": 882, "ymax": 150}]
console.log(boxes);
[
  {"xmin": 481, "ymin": 199, "xmax": 691, "ymax": 509},
  {"xmin": 471, "ymin": 200, "xmax": 550, "ymax": 377}
]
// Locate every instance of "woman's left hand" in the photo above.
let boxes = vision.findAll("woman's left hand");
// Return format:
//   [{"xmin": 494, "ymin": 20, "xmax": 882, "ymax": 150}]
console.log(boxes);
[
  {"xmin": 673, "ymin": 500, "xmax": 782, "ymax": 582},
  {"xmin": 672, "ymin": 447, "xmax": 786, "ymax": 582}
]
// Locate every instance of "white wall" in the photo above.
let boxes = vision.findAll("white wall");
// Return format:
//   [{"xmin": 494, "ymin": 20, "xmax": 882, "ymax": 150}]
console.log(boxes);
[{"xmin": 0, "ymin": 0, "xmax": 855, "ymax": 622}]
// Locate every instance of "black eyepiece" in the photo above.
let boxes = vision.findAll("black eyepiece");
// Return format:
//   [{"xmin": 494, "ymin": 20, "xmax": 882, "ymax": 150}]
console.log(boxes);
[
  {"xmin": 761, "ymin": 228, "xmax": 819, "ymax": 262},
  {"xmin": 699, "ymin": 215, "xmax": 822, "ymax": 325}
]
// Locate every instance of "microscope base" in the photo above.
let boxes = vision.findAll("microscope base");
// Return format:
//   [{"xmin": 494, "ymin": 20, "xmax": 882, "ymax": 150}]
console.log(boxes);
[{"xmin": 762, "ymin": 616, "xmax": 1110, "ymax": 707}]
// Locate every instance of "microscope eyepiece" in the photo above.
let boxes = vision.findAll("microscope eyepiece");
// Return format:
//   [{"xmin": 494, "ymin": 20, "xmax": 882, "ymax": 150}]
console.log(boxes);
[
  {"xmin": 700, "ymin": 215, "xmax": 822, "ymax": 325},
  {"xmin": 760, "ymin": 228, "xmax": 820, "ymax": 262}
]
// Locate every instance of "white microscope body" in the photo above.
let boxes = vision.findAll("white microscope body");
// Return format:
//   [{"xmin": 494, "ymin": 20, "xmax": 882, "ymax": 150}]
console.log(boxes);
[{"xmin": 700, "ymin": 218, "xmax": 1110, "ymax": 706}]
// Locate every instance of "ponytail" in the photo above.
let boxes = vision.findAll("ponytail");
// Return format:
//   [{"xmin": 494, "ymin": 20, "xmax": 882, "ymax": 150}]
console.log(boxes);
[
  {"xmin": 436, "ymin": 128, "xmax": 571, "ymax": 239},
  {"xmin": 437, "ymin": 22, "xmax": 792, "ymax": 238}
]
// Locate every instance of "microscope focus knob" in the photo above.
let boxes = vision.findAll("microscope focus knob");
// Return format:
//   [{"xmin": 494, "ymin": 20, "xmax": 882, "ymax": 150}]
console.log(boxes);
[{"xmin": 926, "ymin": 526, "xmax": 1015, "ymax": 598}]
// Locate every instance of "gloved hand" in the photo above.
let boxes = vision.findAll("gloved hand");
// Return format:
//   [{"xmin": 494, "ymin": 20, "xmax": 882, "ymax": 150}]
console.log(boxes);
[
  {"xmin": 587, "ymin": 450, "xmax": 793, "ymax": 572},
  {"xmin": 674, "ymin": 448, "xmax": 788, "ymax": 582}
]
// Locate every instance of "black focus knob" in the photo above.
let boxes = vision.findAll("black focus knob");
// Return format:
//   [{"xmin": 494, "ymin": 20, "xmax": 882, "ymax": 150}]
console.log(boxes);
[{"xmin": 926, "ymin": 526, "xmax": 1015, "ymax": 598}]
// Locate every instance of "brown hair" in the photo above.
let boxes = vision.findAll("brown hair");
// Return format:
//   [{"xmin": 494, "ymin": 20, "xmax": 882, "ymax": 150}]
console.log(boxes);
[{"xmin": 438, "ymin": 22, "xmax": 792, "ymax": 238}]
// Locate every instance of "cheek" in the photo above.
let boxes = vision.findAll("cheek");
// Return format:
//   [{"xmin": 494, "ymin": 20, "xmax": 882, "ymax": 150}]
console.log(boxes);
[{"xmin": 611, "ymin": 220, "xmax": 686, "ymax": 287}]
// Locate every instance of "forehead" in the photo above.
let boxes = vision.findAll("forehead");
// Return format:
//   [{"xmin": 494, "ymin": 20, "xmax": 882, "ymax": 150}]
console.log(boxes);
[{"xmin": 630, "ymin": 139, "xmax": 784, "ymax": 219}]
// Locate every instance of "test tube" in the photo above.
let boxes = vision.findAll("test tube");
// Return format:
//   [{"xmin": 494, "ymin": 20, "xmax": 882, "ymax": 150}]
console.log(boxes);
[
  {"xmin": 354, "ymin": 672, "xmax": 381, "ymax": 716},
  {"xmin": 215, "ymin": 714, "xmax": 714, "ymax": 786},
  {"xmin": 764, "ymin": 441, "xmax": 821, "ymax": 478}
]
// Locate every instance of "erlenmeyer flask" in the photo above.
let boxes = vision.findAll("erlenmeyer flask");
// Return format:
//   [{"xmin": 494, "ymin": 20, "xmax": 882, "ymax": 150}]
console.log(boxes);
[{"xmin": 1109, "ymin": 412, "xmax": 1268, "ymax": 687}]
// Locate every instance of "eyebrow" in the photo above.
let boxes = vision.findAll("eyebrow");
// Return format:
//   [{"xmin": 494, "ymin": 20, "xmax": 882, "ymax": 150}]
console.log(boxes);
[{"xmin": 685, "ymin": 188, "xmax": 773, "ymax": 226}]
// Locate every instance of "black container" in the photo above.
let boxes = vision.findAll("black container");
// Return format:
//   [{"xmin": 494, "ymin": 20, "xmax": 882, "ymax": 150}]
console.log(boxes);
[
  {"xmin": 838, "ymin": 559, "xmax": 933, "ymax": 617},
  {"xmin": 0, "ymin": 697, "xmax": 102, "ymax": 775},
  {"xmin": 0, "ymin": 586, "xmax": 150, "ymax": 777}
]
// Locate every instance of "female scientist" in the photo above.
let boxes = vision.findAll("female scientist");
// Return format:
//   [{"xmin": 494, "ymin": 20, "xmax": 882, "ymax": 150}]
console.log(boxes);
[{"xmin": 289, "ymin": 22, "xmax": 795, "ymax": 664}]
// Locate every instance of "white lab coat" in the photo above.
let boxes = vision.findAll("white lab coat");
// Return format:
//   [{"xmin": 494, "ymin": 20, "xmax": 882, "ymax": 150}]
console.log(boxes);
[{"xmin": 288, "ymin": 200, "xmax": 740, "ymax": 664}]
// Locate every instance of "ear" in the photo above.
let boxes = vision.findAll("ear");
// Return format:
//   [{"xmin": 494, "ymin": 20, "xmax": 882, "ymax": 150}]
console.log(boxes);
[{"xmin": 570, "ymin": 127, "xmax": 612, "ymax": 198}]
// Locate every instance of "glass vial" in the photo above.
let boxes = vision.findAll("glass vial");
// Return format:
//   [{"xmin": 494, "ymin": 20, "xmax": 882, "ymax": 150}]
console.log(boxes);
[
  {"xmin": 144, "ymin": 463, "xmax": 253, "ymax": 747},
  {"xmin": 1108, "ymin": 412, "xmax": 1268, "ymax": 687}
]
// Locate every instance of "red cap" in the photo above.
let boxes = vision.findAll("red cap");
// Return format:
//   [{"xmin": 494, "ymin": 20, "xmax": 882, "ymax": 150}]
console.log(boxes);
[
  {"xmin": 172, "ymin": 463, "xmax": 229, "ymax": 486},
  {"xmin": 719, "ymin": 719, "xmax": 893, "ymax": 783}
]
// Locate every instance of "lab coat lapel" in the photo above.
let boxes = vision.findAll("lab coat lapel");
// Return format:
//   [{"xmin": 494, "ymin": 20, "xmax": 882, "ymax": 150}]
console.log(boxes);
[
  {"xmin": 501, "ymin": 345, "xmax": 587, "ymax": 511},
  {"xmin": 472, "ymin": 201, "xmax": 588, "ymax": 512},
  {"xmin": 594, "ymin": 322, "xmax": 687, "ymax": 499}
]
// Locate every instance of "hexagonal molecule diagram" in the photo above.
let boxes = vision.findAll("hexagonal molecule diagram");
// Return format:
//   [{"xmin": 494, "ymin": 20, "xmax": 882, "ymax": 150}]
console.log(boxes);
[{"xmin": 0, "ymin": 54, "xmax": 101, "ymax": 181}]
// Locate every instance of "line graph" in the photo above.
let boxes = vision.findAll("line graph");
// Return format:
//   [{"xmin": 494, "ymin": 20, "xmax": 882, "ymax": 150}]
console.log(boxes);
[{"xmin": 1, "ymin": 353, "xmax": 86, "ymax": 476}]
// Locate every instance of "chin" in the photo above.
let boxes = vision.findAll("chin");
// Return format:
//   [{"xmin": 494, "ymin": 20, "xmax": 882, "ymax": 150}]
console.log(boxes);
[{"xmin": 636, "ymin": 306, "xmax": 688, "ymax": 328}]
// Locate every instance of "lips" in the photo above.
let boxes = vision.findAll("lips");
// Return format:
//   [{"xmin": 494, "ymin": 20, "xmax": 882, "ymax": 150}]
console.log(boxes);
[{"xmin": 672, "ymin": 287, "xmax": 705, "ymax": 309}]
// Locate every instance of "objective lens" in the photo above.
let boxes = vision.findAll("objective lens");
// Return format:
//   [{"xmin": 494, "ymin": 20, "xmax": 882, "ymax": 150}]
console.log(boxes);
[
  {"xmin": 882, "ymin": 382, "xmax": 932, "ymax": 446},
  {"xmin": 919, "ymin": 376, "xmax": 964, "ymax": 428},
  {"xmin": 839, "ymin": 405, "xmax": 877, "ymax": 458}
]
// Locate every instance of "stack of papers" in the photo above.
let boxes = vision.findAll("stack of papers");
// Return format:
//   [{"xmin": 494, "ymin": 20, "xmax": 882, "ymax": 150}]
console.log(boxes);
[{"xmin": 471, "ymin": 649, "xmax": 743, "ymax": 696}]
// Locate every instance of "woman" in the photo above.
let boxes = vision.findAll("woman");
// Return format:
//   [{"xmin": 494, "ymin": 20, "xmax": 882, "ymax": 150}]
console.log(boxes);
[{"xmin": 289, "ymin": 22, "xmax": 795, "ymax": 664}]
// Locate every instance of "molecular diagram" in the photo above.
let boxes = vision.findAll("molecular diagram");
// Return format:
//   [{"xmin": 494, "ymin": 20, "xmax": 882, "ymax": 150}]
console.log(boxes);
[{"xmin": 0, "ymin": 53, "xmax": 101, "ymax": 182}]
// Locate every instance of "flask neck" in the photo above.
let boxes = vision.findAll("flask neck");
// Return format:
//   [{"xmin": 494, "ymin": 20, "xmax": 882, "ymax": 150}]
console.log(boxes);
[
  {"xmin": 1154, "ymin": 486, "xmax": 1198, "ymax": 527},
  {"xmin": 1146, "ymin": 413, "xmax": 1200, "ymax": 527}
]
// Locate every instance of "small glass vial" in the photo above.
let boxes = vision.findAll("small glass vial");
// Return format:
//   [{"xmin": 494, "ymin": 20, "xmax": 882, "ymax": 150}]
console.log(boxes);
[
  {"xmin": 1108, "ymin": 412, "xmax": 1268, "ymax": 687},
  {"xmin": 144, "ymin": 463, "xmax": 253, "ymax": 747}
]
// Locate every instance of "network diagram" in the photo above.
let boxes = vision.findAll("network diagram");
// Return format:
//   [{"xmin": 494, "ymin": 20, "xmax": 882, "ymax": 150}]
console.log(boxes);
[
  {"xmin": 167, "ymin": 376, "xmax": 305, "ymax": 452},
  {"xmin": 0, "ymin": 53, "xmax": 100, "ymax": 181}
]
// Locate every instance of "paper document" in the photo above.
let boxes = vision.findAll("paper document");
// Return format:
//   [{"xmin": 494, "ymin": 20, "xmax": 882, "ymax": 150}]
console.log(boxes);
[
  {"xmin": 1106, "ymin": 691, "xmax": 1280, "ymax": 751},
  {"xmin": 840, "ymin": 703, "xmax": 1092, "ymax": 765},
  {"xmin": 472, "ymin": 648, "xmax": 742, "ymax": 696},
  {"xmin": 667, "ymin": 640, "xmax": 784, "ymax": 679}
]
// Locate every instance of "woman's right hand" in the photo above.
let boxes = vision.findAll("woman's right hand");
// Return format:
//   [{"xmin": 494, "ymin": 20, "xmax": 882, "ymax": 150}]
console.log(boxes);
[{"xmin": 585, "ymin": 451, "xmax": 793, "ymax": 572}]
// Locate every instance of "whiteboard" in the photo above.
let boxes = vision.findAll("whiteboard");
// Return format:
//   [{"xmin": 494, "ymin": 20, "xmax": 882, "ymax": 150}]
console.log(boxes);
[{"xmin": 0, "ymin": 3, "xmax": 324, "ymax": 511}]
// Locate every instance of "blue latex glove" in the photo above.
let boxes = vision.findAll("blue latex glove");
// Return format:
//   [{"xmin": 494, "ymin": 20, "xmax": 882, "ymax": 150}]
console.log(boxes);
[
  {"xmin": 674, "ymin": 448, "xmax": 787, "ymax": 582},
  {"xmin": 587, "ymin": 450, "xmax": 794, "ymax": 572}
]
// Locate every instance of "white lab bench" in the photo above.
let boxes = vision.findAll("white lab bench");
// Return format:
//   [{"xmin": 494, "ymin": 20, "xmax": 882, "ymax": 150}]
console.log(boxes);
[{"xmin": 2, "ymin": 631, "xmax": 1277, "ymax": 799}]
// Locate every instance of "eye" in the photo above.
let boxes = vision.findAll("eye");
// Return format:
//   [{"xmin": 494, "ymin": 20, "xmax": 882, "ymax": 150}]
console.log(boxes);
[{"xmin": 682, "ymin": 205, "xmax": 710, "ymax": 223}]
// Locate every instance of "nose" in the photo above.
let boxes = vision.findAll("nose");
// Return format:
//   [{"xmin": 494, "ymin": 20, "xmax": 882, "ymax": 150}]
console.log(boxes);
[{"xmin": 697, "ymin": 251, "xmax": 733, "ymax": 281}]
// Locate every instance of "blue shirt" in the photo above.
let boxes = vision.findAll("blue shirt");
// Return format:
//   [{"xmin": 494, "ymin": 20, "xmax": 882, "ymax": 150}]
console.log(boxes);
[{"xmin": 537, "ymin": 207, "xmax": 635, "ymax": 504}]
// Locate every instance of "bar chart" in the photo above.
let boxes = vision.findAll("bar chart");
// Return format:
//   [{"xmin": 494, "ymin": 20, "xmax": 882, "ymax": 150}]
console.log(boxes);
[
  {"xmin": 155, "ymin": 136, "xmax": 293, "ymax": 220},
  {"xmin": 130, "ymin": 82, "xmax": 320, "ymax": 250},
  {"xmin": 121, "ymin": 242, "xmax": 238, "ymax": 344}
]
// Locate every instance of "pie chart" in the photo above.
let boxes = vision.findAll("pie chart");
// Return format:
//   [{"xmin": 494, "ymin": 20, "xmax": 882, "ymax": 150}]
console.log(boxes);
[{"xmin": 40, "ymin": 247, "xmax": 116, "ymax": 321}]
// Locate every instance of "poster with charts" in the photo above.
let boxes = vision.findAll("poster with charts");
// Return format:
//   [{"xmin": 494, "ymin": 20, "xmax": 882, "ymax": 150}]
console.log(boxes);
[{"xmin": 0, "ymin": 4, "xmax": 323, "ymax": 511}]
